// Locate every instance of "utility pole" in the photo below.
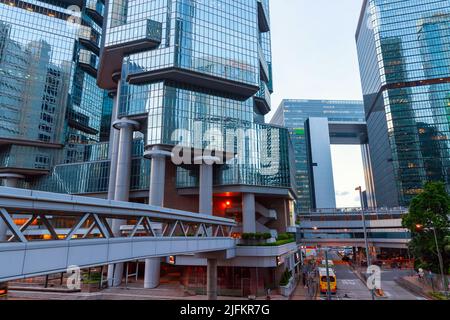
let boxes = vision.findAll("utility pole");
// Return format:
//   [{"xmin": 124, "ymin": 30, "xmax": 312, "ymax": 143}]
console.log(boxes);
[
  {"xmin": 356, "ymin": 186, "xmax": 375, "ymax": 300},
  {"xmin": 325, "ymin": 249, "xmax": 332, "ymax": 301}
]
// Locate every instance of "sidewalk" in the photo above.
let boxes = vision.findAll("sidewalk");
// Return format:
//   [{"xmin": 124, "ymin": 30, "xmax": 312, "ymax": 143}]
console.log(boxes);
[
  {"xmin": 290, "ymin": 280, "xmax": 317, "ymax": 300},
  {"xmin": 395, "ymin": 276, "xmax": 434, "ymax": 300}
]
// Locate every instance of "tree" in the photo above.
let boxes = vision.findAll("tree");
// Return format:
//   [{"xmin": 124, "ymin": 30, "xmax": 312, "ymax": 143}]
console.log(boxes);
[{"xmin": 402, "ymin": 182, "xmax": 450, "ymax": 274}]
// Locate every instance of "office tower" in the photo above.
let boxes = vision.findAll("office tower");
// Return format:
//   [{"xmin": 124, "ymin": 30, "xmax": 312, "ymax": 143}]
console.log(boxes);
[
  {"xmin": 5, "ymin": 0, "xmax": 298, "ymax": 296},
  {"xmin": 0, "ymin": 0, "xmax": 109, "ymax": 187},
  {"xmin": 356, "ymin": 0, "xmax": 450, "ymax": 207},
  {"xmin": 271, "ymin": 99, "xmax": 367, "ymax": 210}
]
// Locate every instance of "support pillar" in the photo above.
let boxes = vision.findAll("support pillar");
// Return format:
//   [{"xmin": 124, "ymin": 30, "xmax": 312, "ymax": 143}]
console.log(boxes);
[
  {"xmin": 148, "ymin": 151, "xmax": 167, "ymax": 207},
  {"xmin": 107, "ymin": 118, "xmax": 140, "ymax": 287},
  {"xmin": 242, "ymin": 193, "xmax": 256, "ymax": 233},
  {"xmin": 143, "ymin": 147, "xmax": 172, "ymax": 289},
  {"xmin": 194, "ymin": 156, "xmax": 219, "ymax": 216},
  {"xmin": 144, "ymin": 257, "xmax": 161, "ymax": 289},
  {"xmin": 107, "ymin": 87, "xmax": 121, "ymax": 200},
  {"xmin": 207, "ymin": 258, "xmax": 218, "ymax": 300},
  {"xmin": 199, "ymin": 163, "xmax": 213, "ymax": 215}
]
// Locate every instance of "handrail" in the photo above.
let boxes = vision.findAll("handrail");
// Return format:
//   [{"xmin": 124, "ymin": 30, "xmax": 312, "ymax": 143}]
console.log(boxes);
[{"xmin": 0, "ymin": 187, "xmax": 236, "ymax": 243}]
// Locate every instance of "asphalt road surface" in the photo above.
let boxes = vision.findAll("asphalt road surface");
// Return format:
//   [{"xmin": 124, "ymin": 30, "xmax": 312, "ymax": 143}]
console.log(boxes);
[{"xmin": 320, "ymin": 250, "xmax": 426, "ymax": 300}]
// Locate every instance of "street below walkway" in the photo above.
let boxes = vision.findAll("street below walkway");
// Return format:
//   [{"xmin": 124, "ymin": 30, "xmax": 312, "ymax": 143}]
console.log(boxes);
[{"xmin": 316, "ymin": 250, "xmax": 427, "ymax": 300}]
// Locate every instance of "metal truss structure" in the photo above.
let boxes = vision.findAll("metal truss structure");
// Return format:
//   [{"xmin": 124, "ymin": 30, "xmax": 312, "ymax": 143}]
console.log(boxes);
[{"xmin": 0, "ymin": 187, "xmax": 236, "ymax": 282}]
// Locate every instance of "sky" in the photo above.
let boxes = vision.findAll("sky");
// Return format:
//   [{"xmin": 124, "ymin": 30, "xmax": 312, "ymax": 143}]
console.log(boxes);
[{"xmin": 269, "ymin": 0, "xmax": 367, "ymax": 207}]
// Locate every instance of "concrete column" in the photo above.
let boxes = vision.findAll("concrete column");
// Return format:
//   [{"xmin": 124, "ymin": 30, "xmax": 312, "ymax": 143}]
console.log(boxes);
[
  {"xmin": 144, "ymin": 257, "xmax": 161, "ymax": 289},
  {"xmin": 194, "ymin": 156, "xmax": 219, "ymax": 215},
  {"xmin": 107, "ymin": 87, "xmax": 121, "ymax": 201},
  {"xmin": 107, "ymin": 118, "xmax": 140, "ymax": 287},
  {"xmin": 242, "ymin": 193, "xmax": 256, "ymax": 233},
  {"xmin": 114, "ymin": 119, "xmax": 139, "ymax": 201},
  {"xmin": 148, "ymin": 153, "xmax": 167, "ymax": 206},
  {"xmin": 199, "ymin": 163, "xmax": 213, "ymax": 215},
  {"xmin": 143, "ymin": 147, "xmax": 172, "ymax": 289},
  {"xmin": 207, "ymin": 258, "xmax": 218, "ymax": 300}
]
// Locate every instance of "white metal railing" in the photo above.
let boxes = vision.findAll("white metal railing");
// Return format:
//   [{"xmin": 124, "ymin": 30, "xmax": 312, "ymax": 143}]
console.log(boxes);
[{"xmin": 0, "ymin": 187, "xmax": 236, "ymax": 243}]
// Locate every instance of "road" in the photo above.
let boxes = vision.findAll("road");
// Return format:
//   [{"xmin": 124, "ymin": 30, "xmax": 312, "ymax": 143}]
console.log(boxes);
[{"xmin": 319, "ymin": 250, "xmax": 426, "ymax": 300}]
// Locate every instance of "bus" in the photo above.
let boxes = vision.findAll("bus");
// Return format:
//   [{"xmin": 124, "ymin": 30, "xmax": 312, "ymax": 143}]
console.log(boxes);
[
  {"xmin": 318, "ymin": 268, "xmax": 337, "ymax": 295},
  {"xmin": 0, "ymin": 282, "xmax": 7, "ymax": 300}
]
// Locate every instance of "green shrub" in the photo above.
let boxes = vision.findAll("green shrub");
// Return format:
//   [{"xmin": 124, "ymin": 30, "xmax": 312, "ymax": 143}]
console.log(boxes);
[
  {"xmin": 429, "ymin": 292, "xmax": 450, "ymax": 300},
  {"xmin": 277, "ymin": 233, "xmax": 294, "ymax": 241},
  {"xmin": 263, "ymin": 233, "xmax": 272, "ymax": 240},
  {"xmin": 279, "ymin": 269, "xmax": 293, "ymax": 286}
]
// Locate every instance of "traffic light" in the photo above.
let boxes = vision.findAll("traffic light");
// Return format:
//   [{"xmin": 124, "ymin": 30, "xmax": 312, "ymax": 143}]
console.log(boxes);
[{"xmin": 415, "ymin": 224, "xmax": 424, "ymax": 232}]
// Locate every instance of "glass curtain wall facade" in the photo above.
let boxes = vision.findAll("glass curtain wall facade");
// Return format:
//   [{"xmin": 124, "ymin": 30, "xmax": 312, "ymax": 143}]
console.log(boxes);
[
  {"xmin": 29, "ymin": 0, "xmax": 294, "ymax": 196},
  {"xmin": 356, "ymin": 0, "xmax": 450, "ymax": 207},
  {"xmin": 271, "ymin": 99, "xmax": 365, "ymax": 211},
  {"xmin": 0, "ymin": 0, "xmax": 110, "ymax": 178}
]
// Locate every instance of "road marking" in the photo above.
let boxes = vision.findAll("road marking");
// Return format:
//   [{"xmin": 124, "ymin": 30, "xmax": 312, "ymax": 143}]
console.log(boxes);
[{"xmin": 340, "ymin": 280, "xmax": 357, "ymax": 286}]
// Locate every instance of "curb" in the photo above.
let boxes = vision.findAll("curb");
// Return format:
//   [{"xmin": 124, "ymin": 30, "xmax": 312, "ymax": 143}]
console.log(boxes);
[{"xmin": 395, "ymin": 278, "xmax": 432, "ymax": 300}]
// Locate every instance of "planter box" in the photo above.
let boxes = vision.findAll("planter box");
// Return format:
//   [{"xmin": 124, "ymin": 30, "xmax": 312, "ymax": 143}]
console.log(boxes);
[
  {"xmin": 81, "ymin": 283, "xmax": 101, "ymax": 293},
  {"xmin": 240, "ymin": 239, "xmax": 272, "ymax": 246},
  {"xmin": 280, "ymin": 277, "xmax": 296, "ymax": 297}
]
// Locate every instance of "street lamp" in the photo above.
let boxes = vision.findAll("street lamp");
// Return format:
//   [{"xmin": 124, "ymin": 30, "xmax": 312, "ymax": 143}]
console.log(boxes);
[
  {"xmin": 416, "ymin": 223, "xmax": 448, "ymax": 296},
  {"xmin": 356, "ymin": 186, "xmax": 375, "ymax": 300}
]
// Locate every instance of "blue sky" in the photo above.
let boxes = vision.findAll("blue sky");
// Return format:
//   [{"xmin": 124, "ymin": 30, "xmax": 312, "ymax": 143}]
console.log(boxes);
[{"xmin": 268, "ymin": 0, "xmax": 367, "ymax": 207}]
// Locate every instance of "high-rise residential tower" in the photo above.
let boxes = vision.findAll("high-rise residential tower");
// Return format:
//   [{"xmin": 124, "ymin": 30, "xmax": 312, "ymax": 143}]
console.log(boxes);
[{"xmin": 356, "ymin": 0, "xmax": 450, "ymax": 207}]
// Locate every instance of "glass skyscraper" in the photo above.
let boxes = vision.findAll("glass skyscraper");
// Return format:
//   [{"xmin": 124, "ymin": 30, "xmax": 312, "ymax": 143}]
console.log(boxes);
[
  {"xmin": 271, "ymin": 99, "xmax": 365, "ymax": 210},
  {"xmin": 32, "ymin": 0, "xmax": 295, "ymax": 198},
  {"xmin": 0, "ymin": 0, "xmax": 299, "ymax": 296},
  {"xmin": 356, "ymin": 0, "xmax": 450, "ymax": 207},
  {"xmin": 0, "ymin": 0, "xmax": 109, "ymax": 186}
]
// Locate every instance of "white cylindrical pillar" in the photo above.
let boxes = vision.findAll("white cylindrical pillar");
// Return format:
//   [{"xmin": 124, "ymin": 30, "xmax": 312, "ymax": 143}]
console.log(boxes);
[
  {"xmin": 107, "ymin": 86, "xmax": 121, "ymax": 201},
  {"xmin": 194, "ymin": 156, "xmax": 219, "ymax": 216},
  {"xmin": 144, "ymin": 257, "xmax": 161, "ymax": 289},
  {"xmin": 143, "ymin": 147, "xmax": 172, "ymax": 289},
  {"xmin": 149, "ymin": 153, "xmax": 166, "ymax": 206},
  {"xmin": 242, "ymin": 193, "xmax": 256, "ymax": 233},
  {"xmin": 107, "ymin": 118, "xmax": 140, "ymax": 287}
]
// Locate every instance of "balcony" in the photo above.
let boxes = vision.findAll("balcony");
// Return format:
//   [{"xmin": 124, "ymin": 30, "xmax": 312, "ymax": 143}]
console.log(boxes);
[
  {"xmin": 98, "ymin": 19, "xmax": 162, "ymax": 89},
  {"xmin": 86, "ymin": 0, "xmax": 104, "ymax": 26},
  {"xmin": 78, "ymin": 49, "xmax": 98, "ymax": 77},
  {"xmin": 257, "ymin": 0, "xmax": 270, "ymax": 32},
  {"xmin": 254, "ymin": 81, "xmax": 271, "ymax": 115},
  {"xmin": 78, "ymin": 25, "xmax": 100, "ymax": 55}
]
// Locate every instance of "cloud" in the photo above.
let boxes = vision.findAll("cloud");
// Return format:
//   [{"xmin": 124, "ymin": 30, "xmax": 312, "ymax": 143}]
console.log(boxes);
[{"xmin": 336, "ymin": 191, "xmax": 350, "ymax": 197}]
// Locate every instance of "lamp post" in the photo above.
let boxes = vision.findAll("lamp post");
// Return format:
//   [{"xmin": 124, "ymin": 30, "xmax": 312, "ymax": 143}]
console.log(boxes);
[
  {"xmin": 324, "ymin": 249, "xmax": 332, "ymax": 301},
  {"xmin": 356, "ymin": 186, "xmax": 375, "ymax": 300}
]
